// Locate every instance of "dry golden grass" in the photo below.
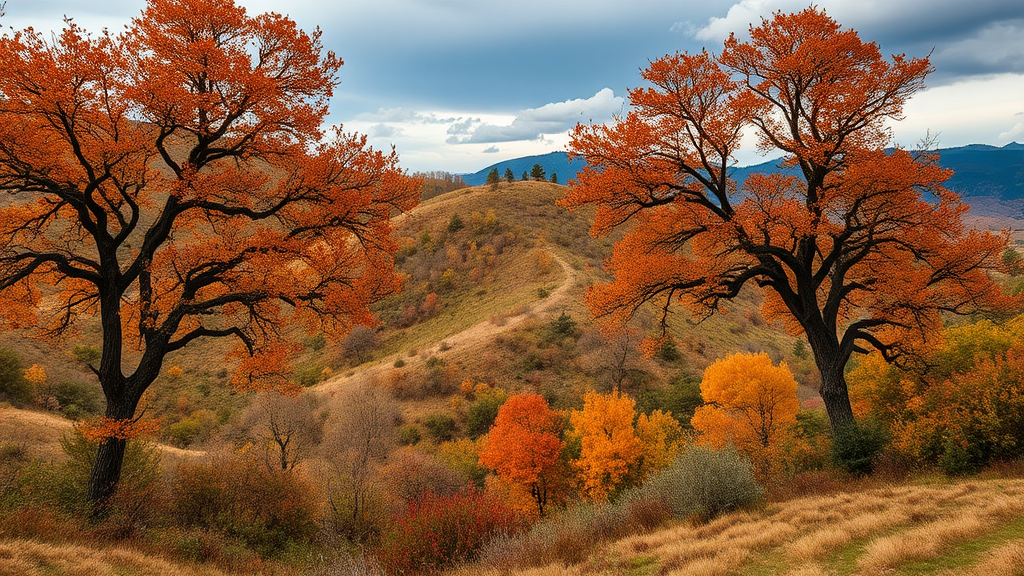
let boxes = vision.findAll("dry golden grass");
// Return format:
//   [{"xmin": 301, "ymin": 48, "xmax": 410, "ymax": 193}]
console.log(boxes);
[
  {"xmin": 0, "ymin": 406, "xmax": 71, "ymax": 460},
  {"xmin": 547, "ymin": 478, "xmax": 1024, "ymax": 576},
  {"xmin": 858, "ymin": 492, "xmax": 1024, "ymax": 572},
  {"xmin": 961, "ymin": 538, "xmax": 1024, "ymax": 576},
  {"xmin": 0, "ymin": 538, "xmax": 230, "ymax": 576}
]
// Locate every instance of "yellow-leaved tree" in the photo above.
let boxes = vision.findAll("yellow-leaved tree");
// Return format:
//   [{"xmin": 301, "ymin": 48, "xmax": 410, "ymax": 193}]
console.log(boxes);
[
  {"xmin": 569, "ymin": 390, "xmax": 682, "ymax": 500},
  {"xmin": 692, "ymin": 352, "xmax": 800, "ymax": 477}
]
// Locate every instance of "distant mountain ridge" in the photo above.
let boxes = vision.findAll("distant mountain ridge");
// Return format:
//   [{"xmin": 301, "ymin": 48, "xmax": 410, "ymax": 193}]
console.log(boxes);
[
  {"xmin": 463, "ymin": 143, "xmax": 1024, "ymax": 209},
  {"xmin": 461, "ymin": 152, "xmax": 586, "ymax": 186}
]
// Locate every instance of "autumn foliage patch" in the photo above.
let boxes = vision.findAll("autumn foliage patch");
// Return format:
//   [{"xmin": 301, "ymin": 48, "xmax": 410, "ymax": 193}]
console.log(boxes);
[{"xmin": 376, "ymin": 489, "xmax": 520, "ymax": 574}]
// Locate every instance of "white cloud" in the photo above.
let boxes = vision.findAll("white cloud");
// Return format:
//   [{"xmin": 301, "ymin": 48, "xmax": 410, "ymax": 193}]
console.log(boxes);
[
  {"xmin": 355, "ymin": 108, "xmax": 453, "ymax": 124},
  {"xmin": 447, "ymin": 89, "xmax": 624, "ymax": 144},
  {"xmin": 368, "ymin": 124, "xmax": 403, "ymax": 138},
  {"xmin": 998, "ymin": 122, "xmax": 1024, "ymax": 142},
  {"xmin": 482, "ymin": 145, "xmax": 500, "ymax": 153},
  {"xmin": 888, "ymin": 74, "xmax": 1024, "ymax": 148}
]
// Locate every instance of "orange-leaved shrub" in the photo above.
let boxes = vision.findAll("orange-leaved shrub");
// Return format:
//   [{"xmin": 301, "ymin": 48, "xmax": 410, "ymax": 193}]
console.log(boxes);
[{"xmin": 376, "ymin": 489, "xmax": 521, "ymax": 574}]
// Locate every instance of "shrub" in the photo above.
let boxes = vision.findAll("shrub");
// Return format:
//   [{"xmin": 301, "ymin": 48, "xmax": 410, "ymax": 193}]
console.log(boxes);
[
  {"xmin": 0, "ymin": 348, "xmax": 31, "ymax": 405},
  {"xmin": 293, "ymin": 361, "xmax": 325, "ymax": 387},
  {"xmin": 396, "ymin": 424, "xmax": 421, "ymax": 446},
  {"xmin": 648, "ymin": 445, "xmax": 763, "ymax": 523},
  {"xmin": 379, "ymin": 449, "xmax": 469, "ymax": 505},
  {"xmin": 465, "ymin": 388, "xmax": 508, "ymax": 438},
  {"xmin": 831, "ymin": 419, "xmax": 889, "ymax": 475},
  {"xmin": 54, "ymin": 381, "xmax": 103, "ymax": 419},
  {"xmin": 478, "ymin": 491, "xmax": 669, "ymax": 571},
  {"xmin": 376, "ymin": 489, "xmax": 519, "ymax": 574},
  {"xmin": 422, "ymin": 413, "xmax": 457, "ymax": 443},
  {"xmin": 170, "ymin": 456, "xmax": 318, "ymax": 556},
  {"xmin": 13, "ymin": 430, "xmax": 161, "ymax": 523}
]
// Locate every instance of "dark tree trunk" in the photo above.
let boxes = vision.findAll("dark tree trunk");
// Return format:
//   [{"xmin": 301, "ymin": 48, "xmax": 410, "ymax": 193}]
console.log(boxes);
[
  {"xmin": 819, "ymin": 364, "xmax": 855, "ymax": 432},
  {"xmin": 86, "ymin": 435, "xmax": 128, "ymax": 515},
  {"xmin": 805, "ymin": 324, "xmax": 856, "ymax": 433}
]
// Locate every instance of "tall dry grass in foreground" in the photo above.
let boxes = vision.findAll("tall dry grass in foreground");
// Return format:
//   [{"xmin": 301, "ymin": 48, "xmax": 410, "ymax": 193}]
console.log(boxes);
[
  {"xmin": 0, "ymin": 538, "xmax": 231, "ymax": 576},
  {"xmin": 457, "ymin": 478, "xmax": 1024, "ymax": 576}
]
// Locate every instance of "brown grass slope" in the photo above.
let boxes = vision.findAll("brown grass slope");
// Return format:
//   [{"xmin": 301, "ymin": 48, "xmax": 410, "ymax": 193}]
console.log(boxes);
[{"xmin": 454, "ymin": 477, "xmax": 1024, "ymax": 576}]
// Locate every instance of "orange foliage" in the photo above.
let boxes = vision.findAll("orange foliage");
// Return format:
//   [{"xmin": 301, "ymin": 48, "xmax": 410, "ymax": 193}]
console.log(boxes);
[
  {"xmin": 851, "ymin": 316, "xmax": 1024, "ymax": 472},
  {"xmin": 692, "ymin": 353, "xmax": 800, "ymax": 478},
  {"xmin": 77, "ymin": 416, "xmax": 161, "ymax": 442},
  {"xmin": 635, "ymin": 409, "xmax": 683, "ymax": 481},
  {"xmin": 569, "ymin": 390, "xmax": 642, "ymax": 501},
  {"xmin": 0, "ymin": 0, "xmax": 418, "ymax": 505},
  {"xmin": 479, "ymin": 393, "xmax": 563, "ymax": 515},
  {"xmin": 559, "ymin": 7, "xmax": 1015, "ymax": 430}
]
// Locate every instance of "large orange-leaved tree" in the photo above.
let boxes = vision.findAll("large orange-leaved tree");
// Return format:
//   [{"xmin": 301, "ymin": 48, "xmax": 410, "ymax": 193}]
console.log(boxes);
[
  {"xmin": 560, "ymin": 8, "xmax": 1015, "ymax": 432},
  {"xmin": 0, "ymin": 0, "xmax": 419, "ymax": 509}
]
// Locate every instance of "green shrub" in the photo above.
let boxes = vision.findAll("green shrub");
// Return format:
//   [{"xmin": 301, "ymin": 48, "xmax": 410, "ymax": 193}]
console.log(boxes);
[
  {"xmin": 54, "ymin": 381, "xmax": 103, "ymax": 419},
  {"xmin": 376, "ymin": 489, "xmax": 519, "ymax": 574},
  {"xmin": 422, "ymin": 413, "xmax": 457, "ymax": 443},
  {"xmin": 14, "ymin": 430, "xmax": 161, "ymax": 518},
  {"xmin": 396, "ymin": 424, "xmax": 421, "ymax": 446},
  {"xmin": 649, "ymin": 445, "xmax": 763, "ymax": 523},
  {"xmin": 71, "ymin": 345, "xmax": 101, "ymax": 367},
  {"xmin": 293, "ymin": 361, "xmax": 325, "ymax": 387},
  {"xmin": 0, "ymin": 348, "xmax": 31, "ymax": 405},
  {"xmin": 165, "ymin": 409, "xmax": 218, "ymax": 448},
  {"xmin": 831, "ymin": 419, "xmax": 888, "ymax": 475},
  {"xmin": 637, "ymin": 372, "xmax": 703, "ymax": 428},
  {"xmin": 465, "ymin": 389, "xmax": 508, "ymax": 439}
]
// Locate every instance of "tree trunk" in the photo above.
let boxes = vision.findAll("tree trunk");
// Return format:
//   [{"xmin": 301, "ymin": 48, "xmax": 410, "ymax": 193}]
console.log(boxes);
[
  {"xmin": 819, "ymin": 362, "xmax": 855, "ymax": 433},
  {"xmin": 85, "ymin": 391, "xmax": 143, "ymax": 516},
  {"xmin": 86, "ymin": 435, "xmax": 128, "ymax": 516}
]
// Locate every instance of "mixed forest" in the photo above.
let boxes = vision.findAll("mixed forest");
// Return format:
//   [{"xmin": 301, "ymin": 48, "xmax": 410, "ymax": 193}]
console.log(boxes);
[{"xmin": 0, "ymin": 1, "xmax": 1023, "ymax": 575}]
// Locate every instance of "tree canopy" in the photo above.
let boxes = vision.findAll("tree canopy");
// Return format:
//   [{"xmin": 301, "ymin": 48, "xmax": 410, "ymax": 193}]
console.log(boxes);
[
  {"xmin": 0, "ymin": 0, "xmax": 418, "ymax": 507},
  {"xmin": 560, "ymin": 8, "xmax": 1015, "ymax": 430}
]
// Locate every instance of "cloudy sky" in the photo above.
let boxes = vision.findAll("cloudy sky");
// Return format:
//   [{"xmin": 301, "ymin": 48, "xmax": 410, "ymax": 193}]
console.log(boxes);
[{"xmin": 5, "ymin": 0, "xmax": 1023, "ymax": 173}]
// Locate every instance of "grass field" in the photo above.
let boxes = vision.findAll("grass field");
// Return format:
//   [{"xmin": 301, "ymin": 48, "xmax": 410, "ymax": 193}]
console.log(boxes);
[{"xmin": 455, "ymin": 477, "xmax": 1024, "ymax": 576}]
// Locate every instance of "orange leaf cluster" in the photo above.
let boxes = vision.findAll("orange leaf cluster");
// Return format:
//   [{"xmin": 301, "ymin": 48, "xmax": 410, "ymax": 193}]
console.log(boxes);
[
  {"xmin": 77, "ymin": 416, "xmax": 161, "ymax": 442},
  {"xmin": 479, "ymin": 393, "xmax": 563, "ymax": 515}
]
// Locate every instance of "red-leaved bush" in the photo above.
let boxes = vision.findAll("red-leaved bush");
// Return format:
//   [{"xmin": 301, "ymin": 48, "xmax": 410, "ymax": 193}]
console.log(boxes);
[{"xmin": 376, "ymin": 489, "xmax": 521, "ymax": 574}]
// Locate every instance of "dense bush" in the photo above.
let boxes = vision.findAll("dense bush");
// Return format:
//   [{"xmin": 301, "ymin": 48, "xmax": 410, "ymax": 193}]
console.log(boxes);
[
  {"xmin": 831, "ymin": 419, "xmax": 889, "ymax": 475},
  {"xmin": 648, "ymin": 445, "xmax": 763, "ymax": 523},
  {"xmin": 477, "ymin": 487, "xmax": 669, "ymax": 571},
  {"xmin": 376, "ymin": 489, "xmax": 519, "ymax": 574},
  {"xmin": 465, "ymin": 388, "xmax": 508, "ymax": 438},
  {"xmin": 379, "ymin": 449, "xmax": 469, "ymax": 506},
  {"xmin": 0, "ymin": 348, "xmax": 31, "ymax": 405},
  {"xmin": 171, "ymin": 456, "xmax": 318, "ymax": 556},
  {"xmin": 422, "ymin": 413, "xmax": 456, "ymax": 443},
  {"xmin": 637, "ymin": 372, "xmax": 703, "ymax": 427},
  {"xmin": 53, "ymin": 381, "xmax": 104, "ymax": 419},
  {"xmin": 13, "ymin": 430, "xmax": 161, "ymax": 522}
]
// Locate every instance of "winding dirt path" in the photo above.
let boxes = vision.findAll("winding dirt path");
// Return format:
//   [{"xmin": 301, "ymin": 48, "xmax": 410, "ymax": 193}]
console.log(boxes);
[{"xmin": 316, "ymin": 250, "xmax": 579, "ymax": 395}]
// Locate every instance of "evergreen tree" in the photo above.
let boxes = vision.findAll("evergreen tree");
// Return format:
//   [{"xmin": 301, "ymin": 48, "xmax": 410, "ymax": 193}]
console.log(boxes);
[
  {"xmin": 522, "ymin": 170, "xmax": 528, "ymax": 181},
  {"xmin": 550, "ymin": 173, "xmax": 558, "ymax": 184},
  {"xmin": 504, "ymin": 168, "xmax": 514, "ymax": 183},
  {"xmin": 530, "ymin": 164, "xmax": 546, "ymax": 181},
  {"xmin": 485, "ymin": 167, "xmax": 500, "ymax": 188}
]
